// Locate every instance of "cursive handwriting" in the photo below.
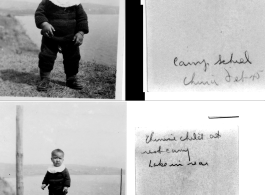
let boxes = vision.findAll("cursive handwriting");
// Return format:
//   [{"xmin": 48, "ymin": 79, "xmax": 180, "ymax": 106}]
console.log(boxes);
[
  {"xmin": 187, "ymin": 161, "xmax": 208, "ymax": 166},
  {"xmin": 214, "ymin": 51, "xmax": 252, "ymax": 65},
  {"xmin": 183, "ymin": 72, "xmax": 219, "ymax": 86},
  {"xmin": 149, "ymin": 159, "xmax": 168, "ymax": 167},
  {"xmin": 142, "ymin": 146, "xmax": 191, "ymax": 161},
  {"xmin": 145, "ymin": 132, "xmax": 177, "ymax": 144},
  {"xmin": 174, "ymin": 57, "xmax": 210, "ymax": 72},
  {"xmin": 180, "ymin": 132, "xmax": 204, "ymax": 141},
  {"xmin": 174, "ymin": 51, "xmax": 252, "ymax": 72},
  {"xmin": 141, "ymin": 131, "xmax": 223, "ymax": 168},
  {"xmin": 145, "ymin": 131, "xmax": 205, "ymax": 144},
  {"xmin": 149, "ymin": 159, "xmax": 208, "ymax": 167},
  {"xmin": 224, "ymin": 68, "xmax": 263, "ymax": 82},
  {"xmin": 210, "ymin": 131, "xmax": 221, "ymax": 139}
]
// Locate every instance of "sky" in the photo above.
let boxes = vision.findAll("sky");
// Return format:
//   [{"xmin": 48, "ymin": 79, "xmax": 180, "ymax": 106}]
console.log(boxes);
[
  {"xmin": 18, "ymin": 0, "xmax": 120, "ymax": 6},
  {"xmin": 0, "ymin": 102, "xmax": 126, "ymax": 169}
]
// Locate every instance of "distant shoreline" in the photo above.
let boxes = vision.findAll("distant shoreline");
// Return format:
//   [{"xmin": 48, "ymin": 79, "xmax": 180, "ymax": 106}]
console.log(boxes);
[
  {"xmin": 0, "ymin": 163, "xmax": 125, "ymax": 178},
  {"xmin": 15, "ymin": 14, "xmax": 118, "ymax": 66},
  {"xmin": 0, "ymin": 1, "xmax": 119, "ymax": 16}
]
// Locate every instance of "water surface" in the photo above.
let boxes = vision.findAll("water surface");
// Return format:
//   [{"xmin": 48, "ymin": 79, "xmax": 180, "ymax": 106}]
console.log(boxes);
[
  {"xmin": 5, "ymin": 175, "xmax": 125, "ymax": 195},
  {"xmin": 16, "ymin": 15, "xmax": 119, "ymax": 67}
]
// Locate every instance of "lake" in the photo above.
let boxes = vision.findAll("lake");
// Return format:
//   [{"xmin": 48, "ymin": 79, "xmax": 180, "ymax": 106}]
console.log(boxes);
[
  {"xmin": 16, "ymin": 14, "xmax": 119, "ymax": 67},
  {"xmin": 5, "ymin": 175, "xmax": 125, "ymax": 195}
]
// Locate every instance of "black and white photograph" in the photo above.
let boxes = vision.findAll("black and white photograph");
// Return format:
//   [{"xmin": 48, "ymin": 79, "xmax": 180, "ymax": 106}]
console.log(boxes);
[
  {"xmin": 0, "ymin": 0, "xmax": 124, "ymax": 99},
  {"xmin": 0, "ymin": 102, "xmax": 126, "ymax": 195}
]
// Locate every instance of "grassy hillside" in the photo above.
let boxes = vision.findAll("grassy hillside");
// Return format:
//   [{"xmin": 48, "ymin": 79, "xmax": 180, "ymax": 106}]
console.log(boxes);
[
  {"xmin": 0, "ymin": 14, "xmax": 115, "ymax": 98},
  {"xmin": 0, "ymin": 163, "xmax": 125, "ymax": 178}
]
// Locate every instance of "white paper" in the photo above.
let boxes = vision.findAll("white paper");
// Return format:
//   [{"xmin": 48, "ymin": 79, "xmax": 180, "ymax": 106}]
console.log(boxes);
[
  {"xmin": 145, "ymin": 0, "xmax": 265, "ymax": 99},
  {"xmin": 136, "ymin": 126, "xmax": 238, "ymax": 195},
  {"xmin": 128, "ymin": 101, "xmax": 265, "ymax": 195}
]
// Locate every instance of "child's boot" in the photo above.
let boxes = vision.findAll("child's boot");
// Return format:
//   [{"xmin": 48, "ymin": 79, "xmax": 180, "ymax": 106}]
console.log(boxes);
[
  {"xmin": 66, "ymin": 75, "xmax": 83, "ymax": 90},
  {"xmin": 37, "ymin": 70, "xmax": 51, "ymax": 92}
]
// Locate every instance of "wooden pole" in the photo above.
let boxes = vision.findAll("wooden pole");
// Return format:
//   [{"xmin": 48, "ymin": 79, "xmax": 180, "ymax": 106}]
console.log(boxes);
[
  {"xmin": 120, "ymin": 168, "xmax": 122, "ymax": 195},
  {"xmin": 16, "ymin": 105, "xmax": 23, "ymax": 195}
]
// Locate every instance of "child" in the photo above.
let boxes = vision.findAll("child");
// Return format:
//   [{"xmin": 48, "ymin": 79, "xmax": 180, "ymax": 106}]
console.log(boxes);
[
  {"xmin": 41, "ymin": 149, "xmax": 71, "ymax": 195},
  {"xmin": 35, "ymin": 0, "xmax": 89, "ymax": 91}
]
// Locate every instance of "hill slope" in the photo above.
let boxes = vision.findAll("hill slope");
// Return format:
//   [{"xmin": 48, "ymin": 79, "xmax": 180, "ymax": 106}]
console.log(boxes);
[{"xmin": 0, "ymin": 14, "xmax": 115, "ymax": 98}]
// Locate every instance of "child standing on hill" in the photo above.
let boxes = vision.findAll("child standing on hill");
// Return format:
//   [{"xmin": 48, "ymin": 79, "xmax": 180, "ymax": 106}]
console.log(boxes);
[
  {"xmin": 35, "ymin": 0, "xmax": 89, "ymax": 91},
  {"xmin": 41, "ymin": 149, "xmax": 71, "ymax": 195}
]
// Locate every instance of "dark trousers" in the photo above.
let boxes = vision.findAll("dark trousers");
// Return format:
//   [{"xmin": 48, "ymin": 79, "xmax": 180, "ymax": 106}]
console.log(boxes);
[
  {"xmin": 49, "ymin": 189, "xmax": 65, "ymax": 195},
  {"xmin": 38, "ymin": 36, "xmax": 81, "ymax": 77}
]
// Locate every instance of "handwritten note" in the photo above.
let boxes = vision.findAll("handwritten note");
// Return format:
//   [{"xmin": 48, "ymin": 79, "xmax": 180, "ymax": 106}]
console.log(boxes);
[
  {"xmin": 146, "ymin": 0, "xmax": 265, "ymax": 93},
  {"xmin": 136, "ymin": 128, "xmax": 238, "ymax": 195}
]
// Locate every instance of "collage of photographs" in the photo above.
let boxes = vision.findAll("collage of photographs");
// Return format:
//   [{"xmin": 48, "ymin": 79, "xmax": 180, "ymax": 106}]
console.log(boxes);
[
  {"xmin": 1, "ymin": 0, "xmax": 265, "ymax": 195},
  {"xmin": 0, "ymin": 0, "xmax": 127, "ymax": 195}
]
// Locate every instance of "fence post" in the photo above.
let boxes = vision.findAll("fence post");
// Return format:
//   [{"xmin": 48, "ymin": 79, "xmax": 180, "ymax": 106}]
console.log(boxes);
[
  {"xmin": 16, "ymin": 105, "xmax": 23, "ymax": 195},
  {"xmin": 120, "ymin": 168, "xmax": 122, "ymax": 195}
]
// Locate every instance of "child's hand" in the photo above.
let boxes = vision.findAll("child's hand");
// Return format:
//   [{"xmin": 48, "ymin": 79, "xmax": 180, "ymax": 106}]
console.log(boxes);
[
  {"xmin": 41, "ymin": 184, "xmax": 47, "ymax": 190},
  {"xmin": 63, "ymin": 187, "xmax": 68, "ymax": 194},
  {"xmin": 73, "ymin": 31, "xmax": 84, "ymax": 46},
  {"xmin": 41, "ymin": 22, "xmax": 55, "ymax": 38}
]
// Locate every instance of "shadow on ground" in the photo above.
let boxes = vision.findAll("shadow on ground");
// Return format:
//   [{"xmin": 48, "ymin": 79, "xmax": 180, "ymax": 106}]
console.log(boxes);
[
  {"xmin": 0, "ymin": 69, "xmax": 39, "ymax": 85},
  {"xmin": 1, "ymin": 68, "xmax": 68, "ymax": 86},
  {"xmin": 0, "ymin": 66, "xmax": 116, "ymax": 99},
  {"xmin": 0, "ymin": 69, "xmax": 67, "ymax": 87}
]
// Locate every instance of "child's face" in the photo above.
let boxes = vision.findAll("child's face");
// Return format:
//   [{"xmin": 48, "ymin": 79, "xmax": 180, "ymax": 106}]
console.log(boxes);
[{"xmin": 51, "ymin": 152, "xmax": 64, "ymax": 167}]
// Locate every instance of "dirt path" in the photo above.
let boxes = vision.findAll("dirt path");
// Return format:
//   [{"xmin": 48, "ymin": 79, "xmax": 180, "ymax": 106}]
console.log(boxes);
[{"xmin": 0, "ymin": 14, "xmax": 115, "ymax": 99}]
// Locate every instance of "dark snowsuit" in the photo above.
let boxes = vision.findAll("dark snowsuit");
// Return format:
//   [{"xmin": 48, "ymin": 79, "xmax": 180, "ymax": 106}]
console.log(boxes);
[
  {"xmin": 42, "ymin": 168, "xmax": 71, "ymax": 195},
  {"xmin": 35, "ymin": 0, "xmax": 89, "ymax": 77}
]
